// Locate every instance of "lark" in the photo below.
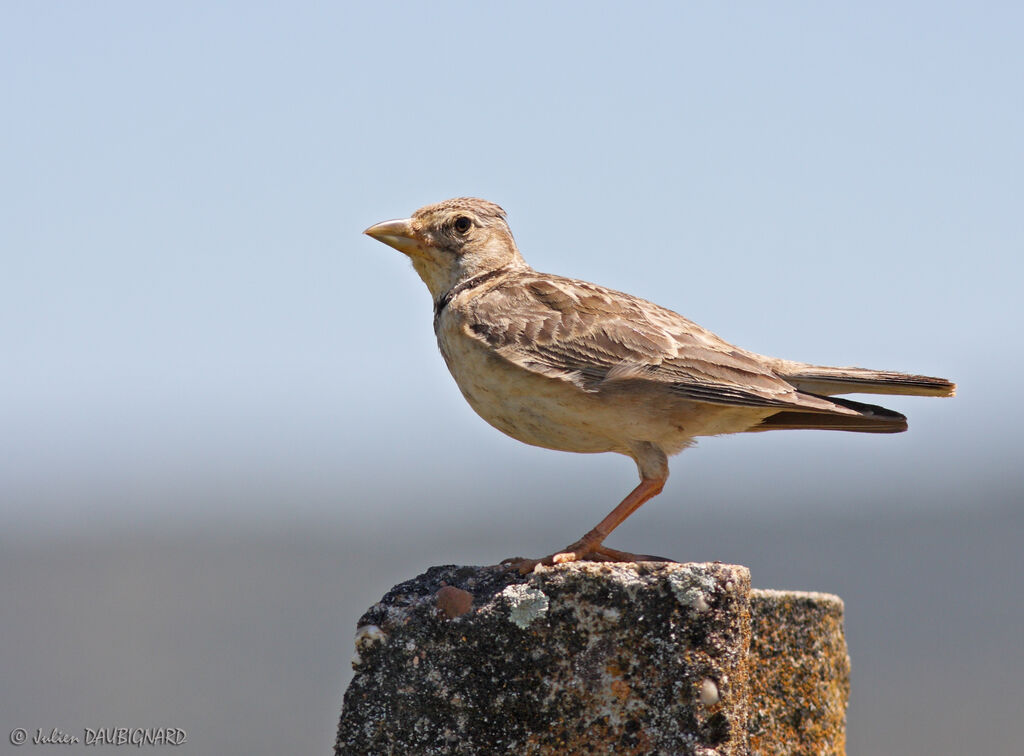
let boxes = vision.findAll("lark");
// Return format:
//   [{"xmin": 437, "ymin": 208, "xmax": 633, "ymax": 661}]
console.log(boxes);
[{"xmin": 365, "ymin": 198, "xmax": 955, "ymax": 573}]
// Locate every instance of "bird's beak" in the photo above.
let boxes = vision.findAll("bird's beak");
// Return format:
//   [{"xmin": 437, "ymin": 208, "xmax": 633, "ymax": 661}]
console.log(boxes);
[{"xmin": 363, "ymin": 218, "xmax": 424, "ymax": 258}]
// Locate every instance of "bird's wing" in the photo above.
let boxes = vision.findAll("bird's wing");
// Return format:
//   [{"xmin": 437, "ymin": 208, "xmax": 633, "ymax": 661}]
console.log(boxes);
[{"xmin": 463, "ymin": 273, "xmax": 853, "ymax": 414}]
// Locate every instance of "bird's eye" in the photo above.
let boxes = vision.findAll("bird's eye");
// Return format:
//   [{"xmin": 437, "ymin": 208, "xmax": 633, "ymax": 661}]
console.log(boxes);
[{"xmin": 453, "ymin": 216, "xmax": 472, "ymax": 234}]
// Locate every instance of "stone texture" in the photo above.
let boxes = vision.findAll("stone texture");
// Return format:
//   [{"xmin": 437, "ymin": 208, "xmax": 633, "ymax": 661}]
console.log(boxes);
[
  {"xmin": 337, "ymin": 562, "xmax": 752, "ymax": 756},
  {"xmin": 748, "ymin": 590, "xmax": 850, "ymax": 756},
  {"xmin": 335, "ymin": 563, "xmax": 849, "ymax": 756}
]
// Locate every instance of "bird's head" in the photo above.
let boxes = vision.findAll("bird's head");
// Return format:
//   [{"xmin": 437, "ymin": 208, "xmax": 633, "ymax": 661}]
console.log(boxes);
[{"xmin": 364, "ymin": 197, "xmax": 526, "ymax": 300}]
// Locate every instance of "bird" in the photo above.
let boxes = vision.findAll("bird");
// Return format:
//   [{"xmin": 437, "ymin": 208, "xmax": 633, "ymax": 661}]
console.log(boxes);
[{"xmin": 364, "ymin": 197, "xmax": 955, "ymax": 573}]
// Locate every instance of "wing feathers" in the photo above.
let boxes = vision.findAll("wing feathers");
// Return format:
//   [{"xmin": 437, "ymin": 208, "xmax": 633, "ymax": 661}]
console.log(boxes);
[
  {"xmin": 463, "ymin": 272, "xmax": 855, "ymax": 416},
  {"xmin": 458, "ymin": 271, "xmax": 951, "ymax": 426}
]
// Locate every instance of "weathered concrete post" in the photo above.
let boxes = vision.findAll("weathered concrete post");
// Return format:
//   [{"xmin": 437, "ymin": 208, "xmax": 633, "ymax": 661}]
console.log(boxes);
[
  {"xmin": 335, "ymin": 562, "xmax": 849, "ymax": 756},
  {"xmin": 748, "ymin": 589, "xmax": 850, "ymax": 755}
]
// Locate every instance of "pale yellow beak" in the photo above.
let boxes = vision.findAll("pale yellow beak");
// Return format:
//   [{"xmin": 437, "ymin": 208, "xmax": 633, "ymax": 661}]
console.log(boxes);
[{"xmin": 363, "ymin": 218, "xmax": 424, "ymax": 258}]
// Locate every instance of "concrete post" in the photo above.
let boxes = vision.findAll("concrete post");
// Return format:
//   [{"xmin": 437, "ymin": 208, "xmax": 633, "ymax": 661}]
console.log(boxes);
[{"xmin": 336, "ymin": 562, "xmax": 848, "ymax": 756}]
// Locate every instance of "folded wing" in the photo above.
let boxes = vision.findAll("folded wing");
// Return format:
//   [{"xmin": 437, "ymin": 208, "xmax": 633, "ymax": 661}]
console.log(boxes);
[{"xmin": 464, "ymin": 273, "xmax": 874, "ymax": 421}]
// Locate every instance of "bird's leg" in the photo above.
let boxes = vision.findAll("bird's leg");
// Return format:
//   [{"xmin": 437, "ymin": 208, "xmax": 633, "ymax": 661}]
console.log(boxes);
[
  {"xmin": 505, "ymin": 476, "xmax": 666, "ymax": 574},
  {"xmin": 552, "ymin": 476, "xmax": 665, "ymax": 563}
]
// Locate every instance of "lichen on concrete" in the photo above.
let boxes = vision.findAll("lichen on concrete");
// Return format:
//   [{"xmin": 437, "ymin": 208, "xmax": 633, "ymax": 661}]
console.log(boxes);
[
  {"xmin": 667, "ymin": 564, "xmax": 719, "ymax": 612},
  {"xmin": 501, "ymin": 583, "xmax": 550, "ymax": 628},
  {"xmin": 747, "ymin": 589, "xmax": 850, "ymax": 756}
]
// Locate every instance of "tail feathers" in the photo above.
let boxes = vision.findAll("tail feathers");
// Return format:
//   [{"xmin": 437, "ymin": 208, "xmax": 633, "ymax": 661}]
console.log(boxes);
[
  {"xmin": 753, "ymin": 395, "xmax": 909, "ymax": 434},
  {"xmin": 780, "ymin": 365, "xmax": 956, "ymax": 398}
]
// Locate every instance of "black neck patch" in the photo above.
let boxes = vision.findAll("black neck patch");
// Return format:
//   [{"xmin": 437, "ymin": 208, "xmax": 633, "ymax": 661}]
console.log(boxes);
[{"xmin": 433, "ymin": 266, "xmax": 513, "ymax": 324}]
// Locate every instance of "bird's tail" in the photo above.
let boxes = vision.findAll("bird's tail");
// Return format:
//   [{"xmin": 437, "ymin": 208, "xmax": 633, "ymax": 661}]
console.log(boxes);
[
  {"xmin": 753, "ymin": 395, "xmax": 909, "ymax": 434},
  {"xmin": 777, "ymin": 364, "xmax": 956, "ymax": 398}
]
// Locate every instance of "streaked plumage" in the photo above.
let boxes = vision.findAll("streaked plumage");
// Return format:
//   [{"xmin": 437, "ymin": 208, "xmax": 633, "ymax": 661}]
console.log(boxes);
[{"xmin": 365, "ymin": 198, "xmax": 955, "ymax": 571}]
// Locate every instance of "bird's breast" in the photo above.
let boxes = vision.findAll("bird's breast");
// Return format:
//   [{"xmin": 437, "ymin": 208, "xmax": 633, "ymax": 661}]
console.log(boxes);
[{"xmin": 434, "ymin": 310, "xmax": 628, "ymax": 454}]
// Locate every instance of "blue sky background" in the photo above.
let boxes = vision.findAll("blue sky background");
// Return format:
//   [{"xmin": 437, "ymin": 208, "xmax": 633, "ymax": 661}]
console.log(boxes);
[{"xmin": 3, "ymin": 2, "xmax": 1019, "ymax": 540}]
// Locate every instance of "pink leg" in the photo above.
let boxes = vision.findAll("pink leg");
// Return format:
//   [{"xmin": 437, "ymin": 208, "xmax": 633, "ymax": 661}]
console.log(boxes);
[{"xmin": 504, "ymin": 476, "xmax": 667, "ymax": 574}]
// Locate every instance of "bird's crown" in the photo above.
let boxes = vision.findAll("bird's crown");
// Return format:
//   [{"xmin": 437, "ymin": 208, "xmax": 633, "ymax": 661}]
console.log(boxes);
[{"xmin": 412, "ymin": 197, "xmax": 507, "ymax": 226}]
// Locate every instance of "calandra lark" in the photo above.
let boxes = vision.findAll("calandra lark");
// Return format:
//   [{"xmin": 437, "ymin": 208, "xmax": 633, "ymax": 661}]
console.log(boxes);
[{"xmin": 365, "ymin": 198, "xmax": 955, "ymax": 572}]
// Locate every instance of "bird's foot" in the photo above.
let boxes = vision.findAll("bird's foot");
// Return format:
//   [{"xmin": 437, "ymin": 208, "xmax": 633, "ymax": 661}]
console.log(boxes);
[
  {"xmin": 499, "ymin": 538, "xmax": 597, "ymax": 574},
  {"xmin": 501, "ymin": 542, "xmax": 674, "ymax": 575}
]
